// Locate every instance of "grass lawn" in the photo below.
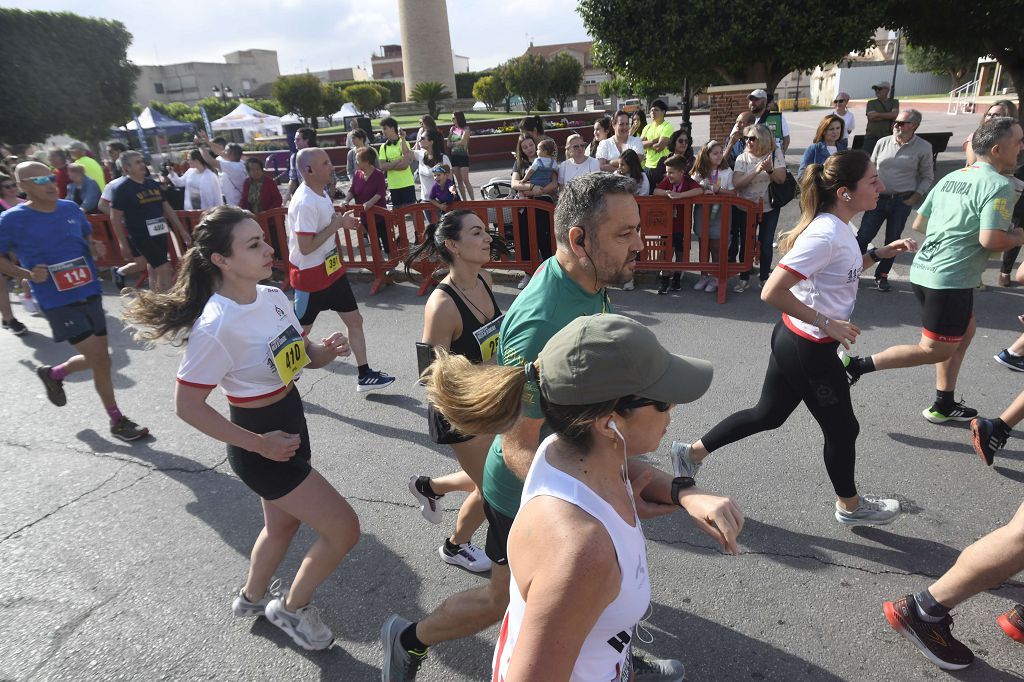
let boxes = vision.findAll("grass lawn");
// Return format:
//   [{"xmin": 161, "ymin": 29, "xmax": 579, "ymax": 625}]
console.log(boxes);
[{"xmin": 320, "ymin": 110, "xmax": 521, "ymax": 132}]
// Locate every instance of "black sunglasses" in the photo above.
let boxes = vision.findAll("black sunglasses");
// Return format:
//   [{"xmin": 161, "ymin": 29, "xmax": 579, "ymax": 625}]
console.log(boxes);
[
  {"xmin": 893, "ymin": 120, "xmax": 914, "ymax": 127},
  {"xmin": 833, "ymin": 99, "xmax": 847, "ymax": 103},
  {"xmin": 744, "ymin": 136, "xmax": 758, "ymax": 143},
  {"xmin": 616, "ymin": 396, "xmax": 671, "ymax": 413}
]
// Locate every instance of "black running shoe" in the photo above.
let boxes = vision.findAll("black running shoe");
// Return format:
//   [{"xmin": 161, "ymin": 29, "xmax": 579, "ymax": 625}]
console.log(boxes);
[
  {"xmin": 3, "ymin": 317, "xmax": 27, "ymax": 336},
  {"xmin": 970, "ymin": 418, "xmax": 1006, "ymax": 466},
  {"xmin": 357, "ymin": 369, "xmax": 395, "ymax": 393},
  {"xmin": 875, "ymin": 277, "xmax": 891, "ymax": 292},
  {"xmin": 36, "ymin": 365, "xmax": 67, "ymax": 406},
  {"xmin": 657, "ymin": 279, "xmax": 670, "ymax": 296},
  {"xmin": 669, "ymin": 274, "xmax": 682, "ymax": 292},
  {"xmin": 923, "ymin": 400, "xmax": 978, "ymax": 424},
  {"xmin": 110, "ymin": 416, "xmax": 150, "ymax": 442},
  {"xmin": 841, "ymin": 353, "xmax": 862, "ymax": 386},
  {"xmin": 883, "ymin": 595, "xmax": 974, "ymax": 670}
]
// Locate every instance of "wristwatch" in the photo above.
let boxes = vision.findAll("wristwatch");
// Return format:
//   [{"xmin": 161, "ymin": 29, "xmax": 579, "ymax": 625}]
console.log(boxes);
[
  {"xmin": 671, "ymin": 476, "xmax": 696, "ymax": 505},
  {"xmin": 868, "ymin": 247, "xmax": 881, "ymax": 262}
]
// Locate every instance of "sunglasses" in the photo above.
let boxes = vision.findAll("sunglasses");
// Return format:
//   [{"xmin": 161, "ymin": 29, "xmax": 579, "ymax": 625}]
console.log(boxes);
[
  {"xmin": 893, "ymin": 120, "xmax": 914, "ymax": 127},
  {"xmin": 26, "ymin": 175, "xmax": 57, "ymax": 185},
  {"xmin": 833, "ymin": 99, "xmax": 847, "ymax": 103},
  {"xmin": 744, "ymin": 136, "xmax": 758, "ymax": 143},
  {"xmin": 569, "ymin": 144, "xmax": 585, "ymax": 149},
  {"xmin": 616, "ymin": 396, "xmax": 672, "ymax": 413}
]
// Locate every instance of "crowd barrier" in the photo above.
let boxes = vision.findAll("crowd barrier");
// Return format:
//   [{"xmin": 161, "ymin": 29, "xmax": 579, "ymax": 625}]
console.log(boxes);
[{"xmin": 87, "ymin": 194, "xmax": 761, "ymax": 304}]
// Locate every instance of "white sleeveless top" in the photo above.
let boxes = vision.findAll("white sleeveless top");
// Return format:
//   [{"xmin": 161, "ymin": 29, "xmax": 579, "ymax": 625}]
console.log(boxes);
[{"xmin": 492, "ymin": 434, "xmax": 651, "ymax": 681}]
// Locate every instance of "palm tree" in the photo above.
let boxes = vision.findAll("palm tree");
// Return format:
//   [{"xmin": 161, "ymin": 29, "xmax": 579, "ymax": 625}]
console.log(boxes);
[{"xmin": 410, "ymin": 81, "xmax": 453, "ymax": 119}]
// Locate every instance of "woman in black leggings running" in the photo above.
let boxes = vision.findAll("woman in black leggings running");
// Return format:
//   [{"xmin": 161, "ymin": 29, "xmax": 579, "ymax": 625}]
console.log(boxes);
[{"xmin": 671, "ymin": 151, "xmax": 917, "ymax": 526}]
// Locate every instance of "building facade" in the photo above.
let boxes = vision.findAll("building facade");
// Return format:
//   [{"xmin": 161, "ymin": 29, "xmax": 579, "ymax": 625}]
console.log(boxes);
[
  {"xmin": 134, "ymin": 49, "xmax": 280, "ymax": 105},
  {"xmin": 524, "ymin": 41, "xmax": 612, "ymax": 111}
]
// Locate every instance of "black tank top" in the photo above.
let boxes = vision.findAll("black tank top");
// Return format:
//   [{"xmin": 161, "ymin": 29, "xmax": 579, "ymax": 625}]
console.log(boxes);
[{"xmin": 436, "ymin": 275, "xmax": 502, "ymax": 363}]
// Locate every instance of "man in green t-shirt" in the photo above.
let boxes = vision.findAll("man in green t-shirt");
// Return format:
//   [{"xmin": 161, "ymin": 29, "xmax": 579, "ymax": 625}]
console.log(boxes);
[
  {"xmin": 863, "ymin": 81, "xmax": 900, "ymax": 155},
  {"xmin": 640, "ymin": 99, "xmax": 674, "ymax": 171},
  {"xmin": 845, "ymin": 117, "xmax": 1024, "ymax": 423},
  {"xmin": 381, "ymin": 173, "xmax": 741, "ymax": 682}
]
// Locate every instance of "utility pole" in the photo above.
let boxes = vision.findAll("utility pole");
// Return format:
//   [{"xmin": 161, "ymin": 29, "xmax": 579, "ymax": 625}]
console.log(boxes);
[{"xmin": 890, "ymin": 29, "xmax": 901, "ymax": 98}]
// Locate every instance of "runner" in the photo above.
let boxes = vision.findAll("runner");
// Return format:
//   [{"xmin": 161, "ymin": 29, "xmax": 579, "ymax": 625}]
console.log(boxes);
[
  {"xmin": 110, "ymin": 151, "xmax": 192, "ymax": 293},
  {"xmin": 287, "ymin": 147, "xmax": 395, "ymax": 392},
  {"xmin": 381, "ymin": 172, "xmax": 739, "ymax": 682},
  {"xmin": 0, "ymin": 161, "xmax": 149, "ymax": 441},
  {"xmin": 883, "ymin": 502, "xmax": 1024, "ymax": 670},
  {"xmin": 671, "ymin": 151, "xmax": 917, "ymax": 525},
  {"xmin": 122, "ymin": 205, "xmax": 360, "ymax": 651},
  {"xmin": 403, "ymin": 209, "xmax": 500, "ymax": 574},
  {"xmin": 843, "ymin": 117, "xmax": 1024, "ymax": 423},
  {"xmin": 421, "ymin": 313, "xmax": 739, "ymax": 680}
]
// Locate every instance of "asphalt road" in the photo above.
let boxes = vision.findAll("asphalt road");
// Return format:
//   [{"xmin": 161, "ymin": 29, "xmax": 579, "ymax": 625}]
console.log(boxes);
[{"xmin": 2, "ymin": 109, "xmax": 1023, "ymax": 681}]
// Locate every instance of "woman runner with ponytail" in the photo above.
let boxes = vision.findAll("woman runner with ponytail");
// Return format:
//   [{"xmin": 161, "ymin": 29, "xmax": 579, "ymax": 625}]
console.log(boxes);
[
  {"xmin": 403, "ymin": 209, "xmax": 503, "ymax": 572},
  {"xmin": 670, "ymin": 151, "xmax": 918, "ymax": 526},
  {"xmin": 123, "ymin": 205, "xmax": 360, "ymax": 651}
]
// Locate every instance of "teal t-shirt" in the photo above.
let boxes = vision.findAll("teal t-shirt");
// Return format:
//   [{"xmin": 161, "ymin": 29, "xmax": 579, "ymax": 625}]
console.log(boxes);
[
  {"xmin": 909, "ymin": 162, "xmax": 1015, "ymax": 290},
  {"xmin": 482, "ymin": 257, "xmax": 611, "ymax": 518}
]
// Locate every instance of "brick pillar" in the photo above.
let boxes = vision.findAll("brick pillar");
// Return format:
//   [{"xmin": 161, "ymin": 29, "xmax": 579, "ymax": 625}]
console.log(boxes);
[{"xmin": 707, "ymin": 83, "xmax": 766, "ymax": 143}]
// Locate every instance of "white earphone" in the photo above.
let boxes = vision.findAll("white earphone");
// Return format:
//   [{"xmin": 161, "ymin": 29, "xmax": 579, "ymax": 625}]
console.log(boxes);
[
  {"xmin": 842, "ymin": 192, "xmax": 851, "ymax": 201},
  {"xmin": 608, "ymin": 419, "xmax": 623, "ymax": 440}
]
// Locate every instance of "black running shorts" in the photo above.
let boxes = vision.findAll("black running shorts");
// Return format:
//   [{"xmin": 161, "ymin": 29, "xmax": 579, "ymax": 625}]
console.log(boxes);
[
  {"xmin": 293, "ymin": 274, "xmax": 358, "ymax": 326},
  {"xmin": 912, "ymin": 283, "xmax": 974, "ymax": 343},
  {"xmin": 42, "ymin": 295, "xmax": 108, "ymax": 344},
  {"xmin": 127, "ymin": 231, "xmax": 170, "ymax": 268},
  {"xmin": 482, "ymin": 498, "xmax": 514, "ymax": 566}
]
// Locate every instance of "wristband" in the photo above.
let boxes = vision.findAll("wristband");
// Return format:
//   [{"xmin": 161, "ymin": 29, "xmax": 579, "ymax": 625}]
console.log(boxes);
[
  {"xmin": 822, "ymin": 318, "xmax": 831, "ymax": 330},
  {"xmin": 671, "ymin": 476, "xmax": 696, "ymax": 505},
  {"xmin": 868, "ymin": 247, "xmax": 881, "ymax": 262}
]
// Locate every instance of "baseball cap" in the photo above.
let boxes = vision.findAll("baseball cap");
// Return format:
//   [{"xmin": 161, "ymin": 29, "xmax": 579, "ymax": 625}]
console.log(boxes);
[
  {"xmin": 67, "ymin": 141, "xmax": 89, "ymax": 152},
  {"xmin": 537, "ymin": 314, "xmax": 713, "ymax": 406},
  {"xmin": 748, "ymin": 89, "xmax": 768, "ymax": 100},
  {"xmin": 872, "ymin": 81, "xmax": 891, "ymax": 90},
  {"xmin": 833, "ymin": 91, "xmax": 851, "ymax": 102},
  {"xmin": 430, "ymin": 165, "xmax": 446, "ymax": 174}
]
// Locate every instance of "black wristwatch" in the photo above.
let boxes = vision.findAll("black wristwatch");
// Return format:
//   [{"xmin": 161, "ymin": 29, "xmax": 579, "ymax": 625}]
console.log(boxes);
[
  {"xmin": 868, "ymin": 247, "xmax": 881, "ymax": 262},
  {"xmin": 671, "ymin": 476, "xmax": 696, "ymax": 505}
]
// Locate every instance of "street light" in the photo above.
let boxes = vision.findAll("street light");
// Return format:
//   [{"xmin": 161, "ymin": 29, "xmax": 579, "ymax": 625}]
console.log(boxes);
[{"xmin": 211, "ymin": 84, "xmax": 234, "ymax": 100}]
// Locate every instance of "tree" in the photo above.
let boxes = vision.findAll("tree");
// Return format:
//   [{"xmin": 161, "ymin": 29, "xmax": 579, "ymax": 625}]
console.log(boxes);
[
  {"xmin": 579, "ymin": 0, "xmax": 884, "ymax": 97},
  {"xmin": 194, "ymin": 96, "xmax": 239, "ymax": 120},
  {"xmin": 411, "ymin": 81, "xmax": 453, "ymax": 119},
  {"xmin": 342, "ymin": 83, "xmax": 383, "ymax": 117},
  {"xmin": 888, "ymin": 2, "xmax": 1022, "ymax": 114},
  {"xmin": 500, "ymin": 54, "xmax": 551, "ymax": 113},
  {"xmin": 473, "ymin": 75, "xmax": 507, "ymax": 110},
  {"xmin": 272, "ymin": 74, "xmax": 326, "ymax": 127},
  {"xmin": 0, "ymin": 9, "xmax": 139, "ymax": 143},
  {"xmin": 321, "ymin": 83, "xmax": 344, "ymax": 122},
  {"xmin": 904, "ymin": 44, "xmax": 976, "ymax": 89},
  {"xmin": 547, "ymin": 53, "xmax": 585, "ymax": 112}
]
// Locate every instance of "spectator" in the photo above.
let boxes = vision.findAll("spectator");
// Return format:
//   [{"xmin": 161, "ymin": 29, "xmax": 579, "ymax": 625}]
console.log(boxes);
[
  {"xmin": 596, "ymin": 110, "xmax": 644, "ymax": 172},
  {"xmin": 731, "ymin": 124, "xmax": 787, "ymax": 292},
  {"xmin": 654, "ymin": 154, "xmax": 703, "ymax": 294},
  {"xmin": 855, "ymin": 108, "xmax": 933, "ymax": 291},
  {"xmin": 518, "ymin": 115, "xmax": 545, "ymax": 144},
  {"xmin": 832, "ymin": 92, "xmax": 855, "ymax": 144},
  {"xmin": 651, "ymin": 128, "xmax": 694, "ymax": 187},
  {"xmin": 65, "ymin": 163, "xmax": 101, "ymax": 213},
  {"xmin": 48, "ymin": 148, "xmax": 70, "ymax": 199},
  {"xmin": 346, "ymin": 129, "xmax": 379, "ymax": 180},
  {"xmin": 629, "ymin": 109, "xmax": 647, "ymax": 138},
  {"xmin": 427, "ymin": 164, "xmax": 459, "ymax": 211},
  {"xmin": 747, "ymin": 88, "xmax": 790, "ymax": 153},
  {"xmin": 288, "ymin": 126, "xmax": 317, "ymax": 196},
  {"xmin": 863, "ymin": 81, "xmax": 900, "ymax": 155},
  {"xmin": 416, "ymin": 114, "xmax": 438, "ymax": 149},
  {"xmin": 241, "ymin": 157, "xmax": 283, "ymax": 213},
  {"xmin": 106, "ymin": 142, "xmax": 127, "ymax": 180},
  {"xmin": 691, "ymin": 140, "xmax": 736, "ymax": 294},
  {"xmin": 0, "ymin": 172, "xmax": 24, "ymax": 211},
  {"xmin": 615, "ymin": 148, "xmax": 649, "ymax": 196},
  {"xmin": 197, "ymin": 138, "xmax": 247, "ymax": 207},
  {"xmin": 558, "ymin": 133, "xmax": 601, "ymax": 187},
  {"xmin": 413, "ymin": 129, "xmax": 450, "ymax": 201},
  {"xmin": 343, "ymin": 147, "xmax": 389, "ymax": 257},
  {"xmin": 726, "ymin": 112, "xmax": 757, "ymax": 169},
  {"xmin": 520, "ymin": 139, "xmax": 559, "ymax": 192},
  {"xmin": 965, "ymin": 100, "xmax": 1019, "ymax": 165},
  {"xmin": 798, "ymin": 114, "xmax": 848, "ymax": 179},
  {"xmin": 587, "ymin": 116, "xmax": 611, "ymax": 157},
  {"xmin": 167, "ymin": 149, "xmax": 223, "ymax": 211},
  {"xmin": 379, "ymin": 117, "xmax": 417, "ymax": 210},
  {"xmin": 66, "ymin": 142, "xmax": 107, "ymax": 190},
  {"xmin": 640, "ymin": 99, "xmax": 674, "ymax": 181},
  {"xmin": 511, "ymin": 134, "xmax": 556, "ymax": 289},
  {"xmin": 448, "ymin": 111, "xmax": 474, "ymax": 200}
]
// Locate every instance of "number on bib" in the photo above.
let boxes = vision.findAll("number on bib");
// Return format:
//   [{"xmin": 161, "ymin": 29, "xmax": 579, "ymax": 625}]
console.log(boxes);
[
  {"xmin": 47, "ymin": 257, "xmax": 95, "ymax": 292},
  {"xmin": 145, "ymin": 217, "xmax": 169, "ymax": 237},
  {"xmin": 325, "ymin": 247, "xmax": 341, "ymax": 276},
  {"xmin": 472, "ymin": 314, "xmax": 504, "ymax": 363},
  {"xmin": 269, "ymin": 325, "xmax": 310, "ymax": 386}
]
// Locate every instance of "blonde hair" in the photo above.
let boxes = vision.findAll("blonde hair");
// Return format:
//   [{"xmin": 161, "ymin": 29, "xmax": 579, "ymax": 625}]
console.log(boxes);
[
  {"xmin": 565, "ymin": 133, "xmax": 585, "ymax": 151},
  {"xmin": 423, "ymin": 349, "xmax": 528, "ymax": 436},
  {"xmin": 744, "ymin": 124, "xmax": 775, "ymax": 155}
]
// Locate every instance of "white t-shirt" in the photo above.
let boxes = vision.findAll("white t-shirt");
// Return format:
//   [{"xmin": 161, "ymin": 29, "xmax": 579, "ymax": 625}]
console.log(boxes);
[
  {"xmin": 413, "ymin": 150, "xmax": 452, "ymax": 199},
  {"xmin": 596, "ymin": 136, "xmax": 645, "ymax": 165},
  {"xmin": 218, "ymin": 158, "xmax": 247, "ymax": 206},
  {"xmin": 286, "ymin": 182, "xmax": 339, "ymax": 292},
  {"xmin": 734, "ymin": 149, "xmax": 787, "ymax": 203},
  {"xmin": 777, "ymin": 213, "xmax": 863, "ymax": 342},
  {"xmin": 100, "ymin": 176, "xmax": 128, "ymax": 204},
  {"xmin": 558, "ymin": 156, "xmax": 602, "ymax": 185},
  {"xmin": 176, "ymin": 286, "xmax": 306, "ymax": 403},
  {"xmin": 169, "ymin": 168, "xmax": 223, "ymax": 211},
  {"xmin": 691, "ymin": 167, "xmax": 735, "ymax": 192},
  {"xmin": 833, "ymin": 109, "xmax": 856, "ymax": 141}
]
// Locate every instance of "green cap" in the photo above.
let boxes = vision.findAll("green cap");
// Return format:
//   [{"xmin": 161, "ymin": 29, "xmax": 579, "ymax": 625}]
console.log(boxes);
[{"xmin": 537, "ymin": 314, "xmax": 713, "ymax": 406}]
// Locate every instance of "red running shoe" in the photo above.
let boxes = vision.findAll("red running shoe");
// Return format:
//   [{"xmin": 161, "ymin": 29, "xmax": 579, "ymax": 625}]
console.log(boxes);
[
  {"xmin": 883, "ymin": 596, "xmax": 974, "ymax": 670},
  {"xmin": 997, "ymin": 603, "xmax": 1024, "ymax": 643}
]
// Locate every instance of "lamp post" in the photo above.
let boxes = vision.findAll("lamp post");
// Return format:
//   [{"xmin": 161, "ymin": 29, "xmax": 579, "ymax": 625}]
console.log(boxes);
[{"xmin": 211, "ymin": 83, "xmax": 234, "ymax": 100}]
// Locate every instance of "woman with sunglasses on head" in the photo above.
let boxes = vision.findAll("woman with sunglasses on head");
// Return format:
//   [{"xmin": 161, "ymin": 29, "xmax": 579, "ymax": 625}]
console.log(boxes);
[
  {"xmin": 423, "ymin": 313, "xmax": 741, "ymax": 681},
  {"xmin": 730, "ymin": 124, "xmax": 787, "ymax": 292},
  {"xmin": 671, "ymin": 151, "xmax": 918, "ymax": 526},
  {"xmin": 558, "ymin": 134, "xmax": 602, "ymax": 188}
]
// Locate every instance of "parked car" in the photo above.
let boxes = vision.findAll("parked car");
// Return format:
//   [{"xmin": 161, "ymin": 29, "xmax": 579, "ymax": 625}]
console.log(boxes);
[{"xmin": 622, "ymin": 98, "xmax": 642, "ymax": 113}]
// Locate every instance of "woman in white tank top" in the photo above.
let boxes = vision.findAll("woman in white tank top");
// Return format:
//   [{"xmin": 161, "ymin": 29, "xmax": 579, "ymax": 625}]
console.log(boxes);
[{"xmin": 422, "ymin": 314, "xmax": 744, "ymax": 681}]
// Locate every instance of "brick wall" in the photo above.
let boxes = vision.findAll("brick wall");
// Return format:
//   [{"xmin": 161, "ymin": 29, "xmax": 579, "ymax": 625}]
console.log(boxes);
[{"xmin": 707, "ymin": 83, "xmax": 765, "ymax": 144}]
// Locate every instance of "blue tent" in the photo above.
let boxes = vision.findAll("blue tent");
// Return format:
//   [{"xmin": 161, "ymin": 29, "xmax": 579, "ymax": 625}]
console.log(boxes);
[{"xmin": 112, "ymin": 107, "xmax": 194, "ymax": 136}]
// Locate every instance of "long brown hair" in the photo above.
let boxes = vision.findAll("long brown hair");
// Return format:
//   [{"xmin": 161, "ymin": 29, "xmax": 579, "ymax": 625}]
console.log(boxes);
[
  {"xmin": 691, "ymin": 140, "xmax": 724, "ymax": 180},
  {"xmin": 777, "ymin": 150, "xmax": 871, "ymax": 254},
  {"xmin": 813, "ymin": 114, "xmax": 845, "ymax": 144}
]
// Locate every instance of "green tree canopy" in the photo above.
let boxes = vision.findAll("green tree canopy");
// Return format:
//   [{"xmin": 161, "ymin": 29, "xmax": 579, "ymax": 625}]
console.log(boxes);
[
  {"xmin": 410, "ymin": 81, "xmax": 453, "ymax": 119},
  {"xmin": 547, "ymin": 53, "xmax": 585, "ymax": 112},
  {"xmin": 904, "ymin": 43, "xmax": 977, "ymax": 89},
  {"xmin": 499, "ymin": 54, "xmax": 550, "ymax": 113},
  {"xmin": 0, "ymin": 9, "xmax": 139, "ymax": 143},
  {"xmin": 272, "ymin": 74, "xmax": 326, "ymax": 128},
  {"xmin": 472, "ymin": 75, "xmax": 507, "ymax": 110},
  {"xmin": 342, "ymin": 83, "xmax": 383, "ymax": 117},
  {"xmin": 579, "ymin": 0, "xmax": 884, "ymax": 96}
]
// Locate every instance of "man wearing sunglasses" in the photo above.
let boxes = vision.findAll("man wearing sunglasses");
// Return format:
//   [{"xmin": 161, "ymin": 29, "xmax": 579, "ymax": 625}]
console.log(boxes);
[
  {"xmin": 832, "ymin": 92, "xmax": 855, "ymax": 144},
  {"xmin": 863, "ymin": 81, "xmax": 900, "ymax": 155},
  {"xmin": 0, "ymin": 162, "xmax": 150, "ymax": 442}
]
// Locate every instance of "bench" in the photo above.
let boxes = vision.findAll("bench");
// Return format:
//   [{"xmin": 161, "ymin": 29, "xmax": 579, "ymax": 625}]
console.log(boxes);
[{"xmin": 851, "ymin": 132, "xmax": 955, "ymax": 169}]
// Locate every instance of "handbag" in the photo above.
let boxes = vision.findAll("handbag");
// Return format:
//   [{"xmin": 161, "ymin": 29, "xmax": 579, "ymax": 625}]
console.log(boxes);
[{"xmin": 767, "ymin": 153, "xmax": 797, "ymax": 209}]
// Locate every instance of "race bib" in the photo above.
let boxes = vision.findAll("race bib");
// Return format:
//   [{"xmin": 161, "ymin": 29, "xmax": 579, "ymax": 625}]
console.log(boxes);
[
  {"xmin": 324, "ymin": 246, "xmax": 341, "ymax": 276},
  {"xmin": 47, "ymin": 257, "xmax": 94, "ymax": 292},
  {"xmin": 146, "ymin": 217, "xmax": 169, "ymax": 237},
  {"xmin": 472, "ymin": 313, "xmax": 503, "ymax": 362},
  {"xmin": 268, "ymin": 325, "xmax": 309, "ymax": 386}
]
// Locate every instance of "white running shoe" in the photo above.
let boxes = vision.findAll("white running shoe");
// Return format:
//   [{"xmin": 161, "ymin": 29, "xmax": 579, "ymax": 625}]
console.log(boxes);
[
  {"xmin": 20, "ymin": 294, "xmax": 38, "ymax": 314},
  {"xmin": 408, "ymin": 475, "xmax": 444, "ymax": 524},
  {"xmin": 622, "ymin": 278, "xmax": 635, "ymax": 291},
  {"xmin": 705, "ymin": 277, "xmax": 718, "ymax": 293},
  {"xmin": 693, "ymin": 275, "xmax": 710, "ymax": 291},
  {"xmin": 438, "ymin": 542, "xmax": 492, "ymax": 573},
  {"xmin": 264, "ymin": 597, "xmax": 334, "ymax": 651},
  {"xmin": 834, "ymin": 495, "xmax": 900, "ymax": 526},
  {"xmin": 231, "ymin": 578, "xmax": 282, "ymax": 617},
  {"xmin": 517, "ymin": 274, "xmax": 531, "ymax": 290}
]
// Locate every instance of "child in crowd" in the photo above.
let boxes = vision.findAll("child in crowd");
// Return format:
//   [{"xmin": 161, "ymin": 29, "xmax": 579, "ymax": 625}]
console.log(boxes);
[
  {"xmin": 690, "ymin": 140, "xmax": 735, "ymax": 294},
  {"xmin": 615, "ymin": 149, "xmax": 649, "ymax": 196},
  {"xmin": 654, "ymin": 154, "xmax": 703, "ymax": 295},
  {"xmin": 427, "ymin": 164, "xmax": 459, "ymax": 211},
  {"xmin": 521, "ymin": 139, "xmax": 558, "ymax": 192}
]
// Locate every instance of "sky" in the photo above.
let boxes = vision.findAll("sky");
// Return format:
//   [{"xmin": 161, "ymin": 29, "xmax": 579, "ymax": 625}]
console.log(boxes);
[{"xmin": 10, "ymin": 1, "xmax": 591, "ymax": 74}]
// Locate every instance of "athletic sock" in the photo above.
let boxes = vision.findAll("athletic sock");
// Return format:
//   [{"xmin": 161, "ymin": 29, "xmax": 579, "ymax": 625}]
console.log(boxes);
[
  {"xmin": 357, "ymin": 363, "xmax": 370, "ymax": 378},
  {"xmin": 399, "ymin": 622, "xmax": 429, "ymax": 654},
  {"xmin": 415, "ymin": 476, "xmax": 440, "ymax": 499},
  {"xmin": 993, "ymin": 417, "xmax": 1013, "ymax": 439},
  {"xmin": 913, "ymin": 589, "xmax": 949, "ymax": 622},
  {"xmin": 106, "ymin": 405, "xmax": 124, "ymax": 424},
  {"xmin": 1008, "ymin": 348, "xmax": 1024, "ymax": 358},
  {"xmin": 935, "ymin": 389, "xmax": 955, "ymax": 409},
  {"xmin": 443, "ymin": 537, "xmax": 462, "ymax": 555},
  {"xmin": 49, "ymin": 363, "xmax": 70, "ymax": 381}
]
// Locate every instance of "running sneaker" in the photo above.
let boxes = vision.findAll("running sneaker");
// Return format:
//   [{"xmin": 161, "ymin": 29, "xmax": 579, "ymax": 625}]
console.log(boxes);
[
  {"xmin": 657, "ymin": 278, "xmax": 670, "ymax": 296},
  {"xmin": 632, "ymin": 652, "xmax": 686, "ymax": 681},
  {"xmin": 705, "ymin": 278, "xmax": 718, "ymax": 294},
  {"xmin": 517, "ymin": 274, "xmax": 531, "ymax": 290},
  {"xmin": 357, "ymin": 370, "xmax": 395, "ymax": 393},
  {"xmin": 2, "ymin": 317, "xmax": 26, "ymax": 336},
  {"xmin": 997, "ymin": 603, "xmax": 1024, "ymax": 643},
  {"xmin": 36, "ymin": 365, "xmax": 67, "ymax": 407},
  {"xmin": 883, "ymin": 595, "xmax": 974, "ymax": 670},
  {"xmin": 231, "ymin": 578, "xmax": 282, "ymax": 617},
  {"xmin": 438, "ymin": 541, "xmax": 492, "ymax": 573},
  {"xmin": 970, "ymin": 418, "xmax": 1006, "ymax": 466},
  {"xmin": 994, "ymin": 349, "xmax": 1024, "ymax": 372},
  {"xmin": 113, "ymin": 270, "xmax": 126, "ymax": 290},
  {"xmin": 732, "ymin": 279, "xmax": 749, "ymax": 293},
  {"xmin": 835, "ymin": 495, "xmax": 900, "ymax": 526},
  {"xmin": 110, "ymin": 416, "xmax": 150, "ymax": 442},
  {"xmin": 999, "ymin": 272, "xmax": 1013, "ymax": 287},
  {"xmin": 875, "ymin": 277, "xmax": 891, "ymax": 292},
  {"xmin": 381, "ymin": 614, "xmax": 426, "ymax": 681},
  {"xmin": 669, "ymin": 274, "xmax": 682, "ymax": 292},
  {"xmin": 922, "ymin": 400, "xmax": 978, "ymax": 424},
  {"xmin": 670, "ymin": 441, "xmax": 700, "ymax": 479},
  {"xmin": 408, "ymin": 475, "xmax": 443, "ymax": 524},
  {"xmin": 692, "ymin": 275, "xmax": 710, "ymax": 291},
  {"xmin": 265, "ymin": 597, "xmax": 334, "ymax": 651},
  {"xmin": 20, "ymin": 293, "xmax": 38, "ymax": 314},
  {"xmin": 839, "ymin": 351, "xmax": 861, "ymax": 387}
]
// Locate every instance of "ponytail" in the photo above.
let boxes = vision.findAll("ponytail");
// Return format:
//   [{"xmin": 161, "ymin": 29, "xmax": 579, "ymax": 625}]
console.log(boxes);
[
  {"xmin": 423, "ymin": 349, "xmax": 529, "ymax": 436},
  {"xmin": 777, "ymin": 150, "xmax": 871, "ymax": 254}
]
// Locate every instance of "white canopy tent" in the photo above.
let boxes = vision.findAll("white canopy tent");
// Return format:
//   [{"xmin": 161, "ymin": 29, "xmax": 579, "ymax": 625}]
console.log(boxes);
[{"xmin": 210, "ymin": 103, "xmax": 282, "ymax": 141}]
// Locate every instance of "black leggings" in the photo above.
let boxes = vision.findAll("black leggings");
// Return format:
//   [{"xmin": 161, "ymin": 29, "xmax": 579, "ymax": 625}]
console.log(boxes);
[{"xmin": 701, "ymin": 322, "xmax": 860, "ymax": 498}]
